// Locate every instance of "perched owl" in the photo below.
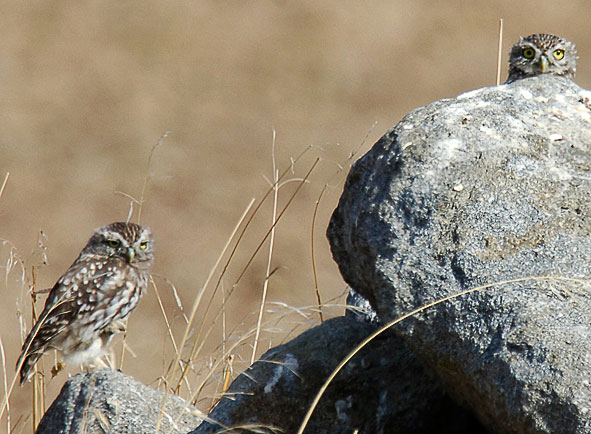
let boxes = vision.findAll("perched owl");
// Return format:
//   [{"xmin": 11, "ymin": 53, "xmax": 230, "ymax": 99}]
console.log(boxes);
[
  {"xmin": 506, "ymin": 34, "xmax": 577, "ymax": 83},
  {"xmin": 16, "ymin": 222, "xmax": 154, "ymax": 385}
]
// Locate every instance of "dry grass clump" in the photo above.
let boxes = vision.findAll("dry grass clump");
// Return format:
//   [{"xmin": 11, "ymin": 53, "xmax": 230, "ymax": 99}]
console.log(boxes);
[{"xmin": 0, "ymin": 131, "xmax": 365, "ymax": 433}]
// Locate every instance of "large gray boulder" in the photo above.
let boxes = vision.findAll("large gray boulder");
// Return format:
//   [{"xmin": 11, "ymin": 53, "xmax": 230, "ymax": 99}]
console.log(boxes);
[
  {"xmin": 192, "ymin": 316, "xmax": 485, "ymax": 434},
  {"xmin": 36, "ymin": 369, "xmax": 202, "ymax": 434},
  {"xmin": 327, "ymin": 75, "xmax": 591, "ymax": 434}
]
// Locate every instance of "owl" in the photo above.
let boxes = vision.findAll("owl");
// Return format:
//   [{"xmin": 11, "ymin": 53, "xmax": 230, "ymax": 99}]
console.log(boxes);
[
  {"xmin": 506, "ymin": 33, "xmax": 577, "ymax": 83},
  {"xmin": 16, "ymin": 222, "xmax": 154, "ymax": 385}
]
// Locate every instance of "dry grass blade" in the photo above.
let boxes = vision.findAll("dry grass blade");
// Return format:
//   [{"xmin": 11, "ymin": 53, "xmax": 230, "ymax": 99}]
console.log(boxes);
[
  {"xmin": 173, "ymin": 155, "xmax": 320, "ymax": 394},
  {"xmin": 154, "ymin": 198, "xmax": 255, "ymax": 433},
  {"xmin": 161, "ymin": 276, "xmax": 188, "ymax": 324},
  {"xmin": 251, "ymin": 131, "xmax": 280, "ymax": 365},
  {"xmin": 137, "ymin": 131, "xmax": 169, "ymax": 225},
  {"xmin": 10, "ymin": 414, "xmax": 26, "ymax": 434},
  {"xmin": 117, "ymin": 320, "xmax": 130, "ymax": 371},
  {"xmin": 296, "ymin": 275, "xmax": 585, "ymax": 434},
  {"xmin": 164, "ymin": 147, "xmax": 314, "ymax": 391},
  {"xmin": 151, "ymin": 276, "xmax": 180, "ymax": 354},
  {"xmin": 214, "ymin": 423, "xmax": 281, "ymax": 434},
  {"xmin": 183, "ymin": 147, "xmax": 317, "ymax": 378},
  {"xmin": 149, "ymin": 275, "xmax": 193, "ymax": 394},
  {"xmin": 209, "ymin": 145, "xmax": 315, "ymax": 301},
  {"xmin": 310, "ymin": 184, "xmax": 327, "ymax": 324},
  {"xmin": 221, "ymin": 354, "xmax": 234, "ymax": 395},
  {"xmin": 33, "ymin": 372, "xmax": 47, "ymax": 433},
  {"xmin": 166, "ymin": 323, "xmax": 274, "ymax": 434},
  {"xmin": 310, "ymin": 126, "xmax": 376, "ymax": 324},
  {"xmin": 0, "ymin": 337, "xmax": 9, "ymax": 433},
  {"xmin": 231, "ymin": 158, "xmax": 319, "ymax": 292},
  {"xmin": 173, "ymin": 156, "xmax": 321, "ymax": 394},
  {"xmin": 194, "ymin": 328, "xmax": 257, "ymax": 408},
  {"xmin": 496, "ymin": 18, "xmax": 504, "ymax": 85},
  {"xmin": 0, "ymin": 172, "xmax": 9, "ymax": 203}
]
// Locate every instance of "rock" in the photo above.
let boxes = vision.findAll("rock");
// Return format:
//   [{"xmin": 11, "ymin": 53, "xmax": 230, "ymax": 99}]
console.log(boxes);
[
  {"xmin": 345, "ymin": 287, "xmax": 382, "ymax": 325},
  {"xmin": 36, "ymin": 369, "xmax": 202, "ymax": 434},
  {"xmin": 192, "ymin": 316, "xmax": 487, "ymax": 434},
  {"xmin": 327, "ymin": 75, "xmax": 591, "ymax": 434}
]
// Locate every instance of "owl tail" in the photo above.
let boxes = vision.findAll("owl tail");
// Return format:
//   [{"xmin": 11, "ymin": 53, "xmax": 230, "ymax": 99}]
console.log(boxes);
[
  {"xmin": 16, "ymin": 323, "xmax": 60, "ymax": 385},
  {"xmin": 16, "ymin": 351, "xmax": 43, "ymax": 385},
  {"xmin": 16, "ymin": 310, "xmax": 46, "ymax": 385},
  {"xmin": 16, "ymin": 306, "xmax": 61, "ymax": 385},
  {"xmin": 16, "ymin": 290, "xmax": 71, "ymax": 385}
]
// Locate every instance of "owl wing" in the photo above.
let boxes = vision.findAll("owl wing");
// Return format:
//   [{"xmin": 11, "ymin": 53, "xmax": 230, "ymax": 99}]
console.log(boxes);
[{"xmin": 16, "ymin": 257, "xmax": 89, "ymax": 383}]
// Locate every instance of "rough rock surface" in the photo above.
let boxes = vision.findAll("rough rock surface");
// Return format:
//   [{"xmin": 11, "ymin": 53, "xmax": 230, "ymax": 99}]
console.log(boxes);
[
  {"xmin": 345, "ymin": 287, "xmax": 382, "ymax": 325},
  {"xmin": 36, "ymin": 369, "xmax": 202, "ymax": 434},
  {"xmin": 327, "ymin": 75, "xmax": 591, "ymax": 434},
  {"xmin": 192, "ymin": 316, "xmax": 486, "ymax": 434}
]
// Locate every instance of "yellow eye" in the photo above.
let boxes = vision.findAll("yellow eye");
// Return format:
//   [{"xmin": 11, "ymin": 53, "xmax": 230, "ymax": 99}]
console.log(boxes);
[
  {"xmin": 522, "ymin": 47, "xmax": 535, "ymax": 59},
  {"xmin": 108, "ymin": 240, "xmax": 120, "ymax": 248},
  {"xmin": 553, "ymin": 49, "xmax": 565, "ymax": 60},
  {"xmin": 139, "ymin": 241, "xmax": 148, "ymax": 250}
]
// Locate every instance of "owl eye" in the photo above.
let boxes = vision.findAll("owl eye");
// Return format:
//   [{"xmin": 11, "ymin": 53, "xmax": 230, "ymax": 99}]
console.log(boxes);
[
  {"xmin": 522, "ymin": 47, "xmax": 535, "ymax": 59},
  {"xmin": 139, "ymin": 241, "xmax": 148, "ymax": 250},
  {"xmin": 553, "ymin": 49, "xmax": 565, "ymax": 60},
  {"xmin": 107, "ymin": 240, "xmax": 121, "ymax": 248}
]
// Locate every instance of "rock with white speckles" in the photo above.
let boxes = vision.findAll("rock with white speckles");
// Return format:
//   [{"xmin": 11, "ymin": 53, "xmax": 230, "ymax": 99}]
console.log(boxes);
[
  {"xmin": 191, "ymin": 316, "xmax": 486, "ymax": 434},
  {"xmin": 327, "ymin": 75, "xmax": 591, "ymax": 433},
  {"xmin": 345, "ymin": 287, "xmax": 381, "ymax": 325},
  {"xmin": 36, "ymin": 369, "xmax": 202, "ymax": 434}
]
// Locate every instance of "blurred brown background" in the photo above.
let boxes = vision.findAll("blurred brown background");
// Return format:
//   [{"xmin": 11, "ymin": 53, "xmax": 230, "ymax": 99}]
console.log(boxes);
[{"xmin": 1, "ymin": 0, "xmax": 590, "ymax": 431}]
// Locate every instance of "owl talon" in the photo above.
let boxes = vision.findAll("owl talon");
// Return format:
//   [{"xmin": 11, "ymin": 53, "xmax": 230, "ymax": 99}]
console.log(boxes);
[
  {"xmin": 51, "ymin": 361, "xmax": 65, "ymax": 378},
  {"xmin": 106, "ymin": 320, "xmax": 127, "ymax": 335}
]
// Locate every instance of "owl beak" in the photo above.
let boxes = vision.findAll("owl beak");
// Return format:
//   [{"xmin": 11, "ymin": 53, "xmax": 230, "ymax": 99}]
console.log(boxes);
[
  {"xmin": 127, "ymin": 248, "xmax": 135, "ymax": 263},
  {"xmin": 538, "ymin": 55, "xmax": 549, "ymax": 73}
]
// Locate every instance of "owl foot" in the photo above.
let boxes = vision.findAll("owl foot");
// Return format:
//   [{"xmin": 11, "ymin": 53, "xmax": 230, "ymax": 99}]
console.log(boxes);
[{"xmin": 51, "ymin": 361, "xmax": 65, "ymax": 379}]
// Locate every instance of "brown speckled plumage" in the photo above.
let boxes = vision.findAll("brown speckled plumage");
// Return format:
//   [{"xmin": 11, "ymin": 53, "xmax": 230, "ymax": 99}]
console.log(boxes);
[{"xmin": 16, "ymin": 222, "xmax": 154, "ymax": 385}]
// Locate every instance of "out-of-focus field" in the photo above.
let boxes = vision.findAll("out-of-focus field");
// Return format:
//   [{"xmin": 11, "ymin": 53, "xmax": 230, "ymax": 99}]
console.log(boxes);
[{"xmin": 1, "ymin": 1, "xmax": 589, "ymax": 431}]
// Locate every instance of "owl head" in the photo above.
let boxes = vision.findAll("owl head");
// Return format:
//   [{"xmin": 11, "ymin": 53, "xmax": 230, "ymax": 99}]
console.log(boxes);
[
  {"xmin": 507, "ymin": 34, "xmax": 577, "ymax": 83},
  {"xmin": 80, "ymin": 222, "xmax": 154, "ymax": 268}
]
